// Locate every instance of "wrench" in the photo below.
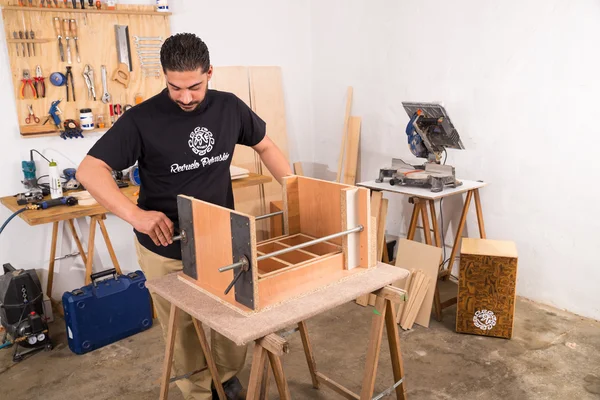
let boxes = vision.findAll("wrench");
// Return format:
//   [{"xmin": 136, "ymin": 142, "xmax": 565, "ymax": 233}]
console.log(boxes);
[
  {"xmin": 136, "ymin": 43, "xmax": 162, "ymax": 48},
  {"xmin": 134, "ymin": 36, "xmax": 162, "ymax": 41},
  {"xmin": 101, "ymin": 65, "xmax": 111, "ymax": 104}
]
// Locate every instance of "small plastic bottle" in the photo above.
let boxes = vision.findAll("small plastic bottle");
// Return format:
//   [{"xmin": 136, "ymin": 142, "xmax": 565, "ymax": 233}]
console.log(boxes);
[
  {"xmin": 79, "ymin": 108, "xmax": 94, "ymax": 131},
  {"xmin": 156, "ymin": 0, "xmax": 168, "ymax": 12},
  {"xmin": 49, "ymin": 160, "xmax": 63, "ymax": 199},
  {"xmin": 106, "ymin": 0, "xmax": 116, "ymax": 10}
]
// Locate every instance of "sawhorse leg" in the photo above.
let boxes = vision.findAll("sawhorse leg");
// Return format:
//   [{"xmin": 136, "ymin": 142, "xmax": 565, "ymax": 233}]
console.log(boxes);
[
  {"xmin": 159, "ymin": 303, "xmax": 227, "ymax": 400},
  {"xmin": 297, "ymin": 287, "xmax": 408, "ymax": 400},
  {"xmin": 247, "ymin": 334, "xmax": 291, "ymax": 400},
  {"xmin": 85, "ymin": 214, "xmax": 123, "ymax": 285}
]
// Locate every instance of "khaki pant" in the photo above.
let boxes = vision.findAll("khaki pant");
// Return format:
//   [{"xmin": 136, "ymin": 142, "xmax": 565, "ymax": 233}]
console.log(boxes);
[{"xmin": 135, "ymin": 239, "xmax": 247, "ymax": 400}]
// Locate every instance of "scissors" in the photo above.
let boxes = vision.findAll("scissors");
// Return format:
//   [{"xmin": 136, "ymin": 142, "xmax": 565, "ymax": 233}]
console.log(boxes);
[{"xmin": 26, "ymin": 104, "xmax": 40, "ymax": 124}]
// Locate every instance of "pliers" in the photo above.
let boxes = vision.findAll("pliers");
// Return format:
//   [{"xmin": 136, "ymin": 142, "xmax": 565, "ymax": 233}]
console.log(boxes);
[
  {"xmin": 26, "ymin": 105, "xmax": 40, "ymax": 124},
  {"xmin": 20, "ymin": 70, "xmax": 37, "ymax": 99},
  {"xmin": 65, "ymin": 66, "xmax": 75, "ymax": 102},
  {"xmin": 34, "ymin": 66, "xmax": 45, "ymax": 98}
]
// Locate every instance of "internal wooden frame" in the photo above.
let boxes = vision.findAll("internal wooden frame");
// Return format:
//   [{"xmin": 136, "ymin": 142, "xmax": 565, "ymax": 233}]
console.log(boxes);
[{"xmin": 178, "ymin": 175, "xmax": 374, "ymax": 315}]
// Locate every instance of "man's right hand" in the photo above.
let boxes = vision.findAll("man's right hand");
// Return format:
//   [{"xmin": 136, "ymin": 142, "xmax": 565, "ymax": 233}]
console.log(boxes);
[{"xmin": 131, "ymin": 209, "xmax": 174, "ymax": 247}]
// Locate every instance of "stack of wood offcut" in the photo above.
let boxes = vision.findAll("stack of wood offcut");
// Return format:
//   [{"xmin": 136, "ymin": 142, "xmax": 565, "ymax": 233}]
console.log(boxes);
[
  {"xmin": 393, "ymin": 239, "xmax": 442, "ymax": 330},
  {"xmin": 336, "ymin": 87, "xmax": 361, "ymax": 186},
  {"xmin": 210, "ymin": 66, "xmax": 290, "ymax": 241}
]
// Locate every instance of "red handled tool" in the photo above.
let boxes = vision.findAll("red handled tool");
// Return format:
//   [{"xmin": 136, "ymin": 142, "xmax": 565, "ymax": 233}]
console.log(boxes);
[{"xmin": 20, "ymin": 70, "xmax": 37, "ymax": 99}]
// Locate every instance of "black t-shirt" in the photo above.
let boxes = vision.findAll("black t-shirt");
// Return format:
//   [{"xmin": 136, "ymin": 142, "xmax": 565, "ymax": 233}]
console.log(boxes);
[{"xmin": 87, "ymin": 88, "xmax": 266, "ymax": 259}]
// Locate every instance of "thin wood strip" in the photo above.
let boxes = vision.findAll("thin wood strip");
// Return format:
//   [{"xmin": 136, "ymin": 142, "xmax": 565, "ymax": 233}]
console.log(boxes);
[
  {"xmin": 401, "ymin": 271, "xmax": 424, "ymax": 327},
  {"xmin": 362, "ymin": 192, "xmax": 383, "ymax": 306},
  {"xmin": 46, "ymin": 221, "xmax": 59, "ymax": 298},
  {"xmin": 401, "ymin": 274, "xmax": 426, "ymax": 330},
  {"xmin": 159, "ymin": 304, "xmax": 179, "ymax": 400},
  {"xmin": 342, "ymin": 116, "xmax": 361, "ymax": 185},
  {"xmin": 396, "ymin": 269, "xmax": 415, "ymax": 324},
  {"xmin": 420, "ymin": 202, "xmax": 432, "ymax": 245},
  {"xmin": 404, "ymin": 277, "xmax": 430, "ymax": 330},
  {"xmin": 293, "ymin": 162, "xmax": 304, "ymax": 176},
  {"xmin": 298, "ymin": 321, "xmax": 320, "ymax": 389},
  {"xmin": 336, "ymin": 86, "xmax": 353, "ymax": 183},
  {"xmin": 66, "ymin": 219, "xmax": 87, "ymax": 265},
  {"xmin": 377, "ymin": 198, "xmax": 389, "ymax": 260},
  {"xmin": 316, "ymin": 372, "xmax": 360, "ymax": 400}
]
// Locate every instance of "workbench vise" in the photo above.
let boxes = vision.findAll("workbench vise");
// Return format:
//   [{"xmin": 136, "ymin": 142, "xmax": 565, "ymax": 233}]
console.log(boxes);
[{"xmin": 376, "ymin": 102, "xmax": 465, "ymax": 192}]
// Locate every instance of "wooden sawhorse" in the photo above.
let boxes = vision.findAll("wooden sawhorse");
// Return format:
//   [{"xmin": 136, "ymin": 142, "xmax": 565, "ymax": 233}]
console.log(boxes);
[{"xmin": 146, "ymin": 263, "xmax": 410, "ymax": 400}]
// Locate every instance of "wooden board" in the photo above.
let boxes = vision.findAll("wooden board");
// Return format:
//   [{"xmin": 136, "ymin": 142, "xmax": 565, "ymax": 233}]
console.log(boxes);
[
  {"xmin": 394, "ymin": 239, "xmax": 442, "ymax": 328},
  {"xmin": 1, "ymin": 2, "xmax": 171, "ymax": 137},
  {"xmin": 456, "ymin": 238, "xmax": 518, "ymax": 339},
  {"xmin": 342, "ymin": 116, "xmax": 361, "ymax": 185}
]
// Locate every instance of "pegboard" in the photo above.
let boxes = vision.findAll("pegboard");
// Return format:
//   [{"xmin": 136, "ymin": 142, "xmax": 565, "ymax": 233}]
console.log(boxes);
[{"xmin": 0, "ymin": 0, "xmax": 171, "ymax": 137}]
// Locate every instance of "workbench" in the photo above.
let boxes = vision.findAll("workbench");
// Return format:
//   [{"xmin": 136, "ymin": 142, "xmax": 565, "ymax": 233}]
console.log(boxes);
[
  {"xmin": 146, "ymin": 262, "xmax": 410, "ymax": 400},
  {"xmin": 357, "ymin": 178, "xmax": 487, "ymax": 321},
  {"xmin": 0, "ymin": 173, "xmax": 272, "ymax": 302}
]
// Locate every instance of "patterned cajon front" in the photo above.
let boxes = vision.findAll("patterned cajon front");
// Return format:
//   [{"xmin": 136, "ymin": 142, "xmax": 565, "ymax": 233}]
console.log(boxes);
[{"xmin": 456, "ymin": 238, "xmax": 518, "ymax": 339}]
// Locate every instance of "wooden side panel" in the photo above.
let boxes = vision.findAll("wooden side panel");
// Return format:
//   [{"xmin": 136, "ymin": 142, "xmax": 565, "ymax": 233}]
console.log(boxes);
[
  {"xmin": 269, "ymin": 200, "xmax": 284, "ymax": 238},
  {"xmin": 283, "ymin": 176, "xmax": 300, "ymax": 235},
  {"xmin": 183, "ymin": 196, "xmax": 258, "ymax": 310},
  {"xmin": 258, "ymin": 253, "xmax": 362, "ymax": 309},
  {"xmin": 341, "ymin": 187, "xmax": 371, "ymax": 270},
  {"xmin": 456, "ymin": 244, "xmax": 518, "ymax": 339},
  {"xmin": 297, "ymin": 176, "xmax": 353, "ymax": 246}
]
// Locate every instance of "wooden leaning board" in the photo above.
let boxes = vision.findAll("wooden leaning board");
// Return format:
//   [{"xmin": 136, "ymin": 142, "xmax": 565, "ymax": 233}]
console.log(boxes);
[
  {"xmin": 0, "ymin": 1, "xmax": 171, "ymax": 136},
  {"xmin": 176, "ymin": 175, "xmax": 375, "ymax": 315}
]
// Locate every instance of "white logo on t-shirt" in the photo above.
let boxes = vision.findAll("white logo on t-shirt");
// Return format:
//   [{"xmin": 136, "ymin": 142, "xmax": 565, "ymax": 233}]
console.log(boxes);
[{"xmin": 188, "ymin": 126, "xmax": 214, "ymax": 156}]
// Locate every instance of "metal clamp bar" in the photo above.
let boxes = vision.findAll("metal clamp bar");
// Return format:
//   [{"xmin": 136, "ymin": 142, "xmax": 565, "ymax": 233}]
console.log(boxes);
[
  {"xmin": 372, "ymin": 377, "xmax": 404, "ymax": 400},
  {"xmin": 218, "ymin": 225, "xmax": 364, "ymax": 273},
  {"xmin": 255, "ymin": 210, "xmax": 284, "ymax": 221}
]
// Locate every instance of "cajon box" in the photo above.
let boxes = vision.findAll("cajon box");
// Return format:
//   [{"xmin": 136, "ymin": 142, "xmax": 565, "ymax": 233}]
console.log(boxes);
[{"xmin": 456, "ymin": 238, "xmax": 518, "ymax": 339}]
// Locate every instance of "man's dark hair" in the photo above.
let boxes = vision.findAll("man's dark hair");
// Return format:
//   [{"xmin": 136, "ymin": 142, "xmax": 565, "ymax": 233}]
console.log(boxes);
[{"xmin": 160, "ymin": 33, "xmax": 210, "ymax": 73}]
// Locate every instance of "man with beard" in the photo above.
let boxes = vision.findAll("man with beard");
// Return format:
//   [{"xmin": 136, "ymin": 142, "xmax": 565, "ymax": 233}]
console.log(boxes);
[{"xmin": 76, "ymin": 33, "xmax": 292, "ymax": 400}]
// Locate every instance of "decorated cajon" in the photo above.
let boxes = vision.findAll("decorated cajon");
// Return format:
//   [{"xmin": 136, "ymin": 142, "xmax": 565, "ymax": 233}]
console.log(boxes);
[
  {"xmin": 175, "ymin": 175, "xmax": 376, "ymax": 315},
  {"xmin": 456, "ymin": 238, "xmax": 518, "ymax": 339}
]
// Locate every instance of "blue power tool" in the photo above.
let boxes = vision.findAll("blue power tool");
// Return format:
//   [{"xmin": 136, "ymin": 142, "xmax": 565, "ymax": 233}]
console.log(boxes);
[{"xmin": 28, "ymin": 196, "xmax": 77, "ymax": 210}]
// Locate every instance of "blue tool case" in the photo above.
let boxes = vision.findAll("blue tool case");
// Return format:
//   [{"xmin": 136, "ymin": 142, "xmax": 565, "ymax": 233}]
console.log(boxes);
[{"xmin": 62, "ymin": 269, "xmax": 153, "ymax": 355}]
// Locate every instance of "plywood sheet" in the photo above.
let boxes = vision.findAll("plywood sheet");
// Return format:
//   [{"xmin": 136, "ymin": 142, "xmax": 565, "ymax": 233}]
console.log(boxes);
[{"xmin": 395, "ymin": 239, "xmax": 442, "ymax": 328}]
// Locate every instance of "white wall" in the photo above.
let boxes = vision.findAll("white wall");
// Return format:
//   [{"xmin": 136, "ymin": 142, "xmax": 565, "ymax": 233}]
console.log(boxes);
[
  {"xmin": 0, "ymin": 0, "xmax": 312, "ymax": 298},
  {"xmin": 308, "ymin": 0, "xmax": 600, "ymax": 320}
]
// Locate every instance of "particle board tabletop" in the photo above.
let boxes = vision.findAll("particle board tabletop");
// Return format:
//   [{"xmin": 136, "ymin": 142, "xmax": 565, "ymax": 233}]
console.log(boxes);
[
  {"xmin": 357, "ymin": 178, "xmax": 487, "ymax": 200},
  {"xmin": 146, "ymin": 263, "xmax": 409, "ymax": 346},
  {"xmin": 0, "ymin": 173, "xmax": 272, "ymax": 226}
]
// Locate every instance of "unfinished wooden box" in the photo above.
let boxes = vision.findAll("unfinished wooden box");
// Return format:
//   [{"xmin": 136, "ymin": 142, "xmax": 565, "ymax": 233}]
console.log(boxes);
[
  {"xmin": 176, "ymin": 175, "xmax": 375, "ymax": 314},
  {"xmin": 456, "ymin": 238, "xmax": 518, "ymax": 339}
]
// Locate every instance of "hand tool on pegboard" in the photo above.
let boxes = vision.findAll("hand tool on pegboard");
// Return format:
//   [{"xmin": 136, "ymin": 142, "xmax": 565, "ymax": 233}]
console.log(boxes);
[
  {"xmin": 12, "ymin": 32, "xmax": 19, "ymax": 57},
  {"xmin": 101, "ymin": 65, "xmax": 111, "ymax": 103},
  {"xmin": 65, "ymin": 66, "xmax": 75, "ymax": 102},
  {"xmin": 63, "ymin": 19, "xmax": 72, "ymax": 64},
  {"xmin": 20, "ymin": 70, "xmax": 37, "ymax": 99},
  {"xmin": 43, "ymin": 99, "xmax": 63, "ymax": 130},
  {"xmin": 53, "ymin": 17, "xmax": 64, "ymax": 62},
  {"xmin": 30, "ymin": 30, "xmax": 36, "ymax": 56},
  {"xmin": 24, "ymin": 31, "xmax": 31, "ymax": 57},
  {"xmin": 83, "ymin": 65, "xmax": 96, "ymax": 101},
  {"xmin": 113, "ymin": 25, "xmax": 133, "ymax": 88},
  {"xmin": 25, "ymin": 105, "xmax": 40, "ymax": 124},
  {"xmin": 34, "ymin": 66, "xmax": 46, "ymax": 98},
  {"xmin": 70, "ymin": 19, "xmax": 80, "ymax": 63},
  {"xmin": 18, "ymin": 31, "xmax": 26, "ymax": 57}
]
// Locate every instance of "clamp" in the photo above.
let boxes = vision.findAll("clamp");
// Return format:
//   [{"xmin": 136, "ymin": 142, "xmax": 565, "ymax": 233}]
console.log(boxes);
[
  {"xmin": 25, "ymin": 104, "xmax": 40, "ymax": 124},
  {"xmin": 82, "ymin": 64, "xmax": 96, "ymax": 101},
  {"xmin": 34, "ymin": 66, "xmax": 46, "ymax": 99},
  {"xmin": 20, "ymin": 70, "xmax": 37, "ymax": 99},
  {"xmin": 65, "ymin": 66, "xmax": 75, "ymax": 102}
]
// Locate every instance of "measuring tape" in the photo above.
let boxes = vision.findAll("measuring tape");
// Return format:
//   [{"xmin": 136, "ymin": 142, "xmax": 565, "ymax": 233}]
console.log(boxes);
[{"xmin": 50, "ymin": 72, "xmax": 66, "ymax": 86}]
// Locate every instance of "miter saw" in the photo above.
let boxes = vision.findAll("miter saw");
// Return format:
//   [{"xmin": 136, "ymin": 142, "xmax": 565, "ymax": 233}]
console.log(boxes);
[{"xmin": 375, "ymin": 102, "xmax": 465, "ymax": 192}]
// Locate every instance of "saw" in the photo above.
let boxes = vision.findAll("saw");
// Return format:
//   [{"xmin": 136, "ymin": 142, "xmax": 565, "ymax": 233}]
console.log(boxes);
[{"xmin": 113, "ymin": 25, "xmax": 132, "ymax": 88}]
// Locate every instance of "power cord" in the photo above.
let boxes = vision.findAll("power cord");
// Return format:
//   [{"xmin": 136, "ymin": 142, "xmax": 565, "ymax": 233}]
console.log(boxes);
[{"xmin": 0, "ymin": 208, "xmax": 27, "ymax": 236}]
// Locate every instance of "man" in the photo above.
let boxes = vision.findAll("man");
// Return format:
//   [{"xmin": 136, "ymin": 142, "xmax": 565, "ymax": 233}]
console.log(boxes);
[{"xmin": 76, "ymin": 33, "xmax": 292, "ymax": 400}]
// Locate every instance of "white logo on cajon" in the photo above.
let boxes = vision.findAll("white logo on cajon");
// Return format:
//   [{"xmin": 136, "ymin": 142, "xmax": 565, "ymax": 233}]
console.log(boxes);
[{"xmin": 473, "ymin": 309, "xmax": 497, "ymax": 331}]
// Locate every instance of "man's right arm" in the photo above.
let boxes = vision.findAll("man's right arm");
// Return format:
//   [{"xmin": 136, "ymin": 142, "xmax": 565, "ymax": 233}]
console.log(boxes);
[{"xmin": 76, "ymin": 155, "xmax": 174, "ymax": 247}]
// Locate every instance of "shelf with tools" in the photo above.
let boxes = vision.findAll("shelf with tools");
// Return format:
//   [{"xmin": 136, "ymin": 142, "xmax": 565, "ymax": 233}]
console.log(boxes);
[
  {"xmin": 2, "ymin": 5, "xmax": 172, "ymax": 16},
  {"xmin": 1, "ymin": 1, "xmax": 171, "ymax": 138}
]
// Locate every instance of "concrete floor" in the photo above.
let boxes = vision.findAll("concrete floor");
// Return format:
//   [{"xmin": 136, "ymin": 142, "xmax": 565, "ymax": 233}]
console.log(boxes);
[{"xmin": 1, "ymin": 288, "xmax": 600, "ymax": 400}]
